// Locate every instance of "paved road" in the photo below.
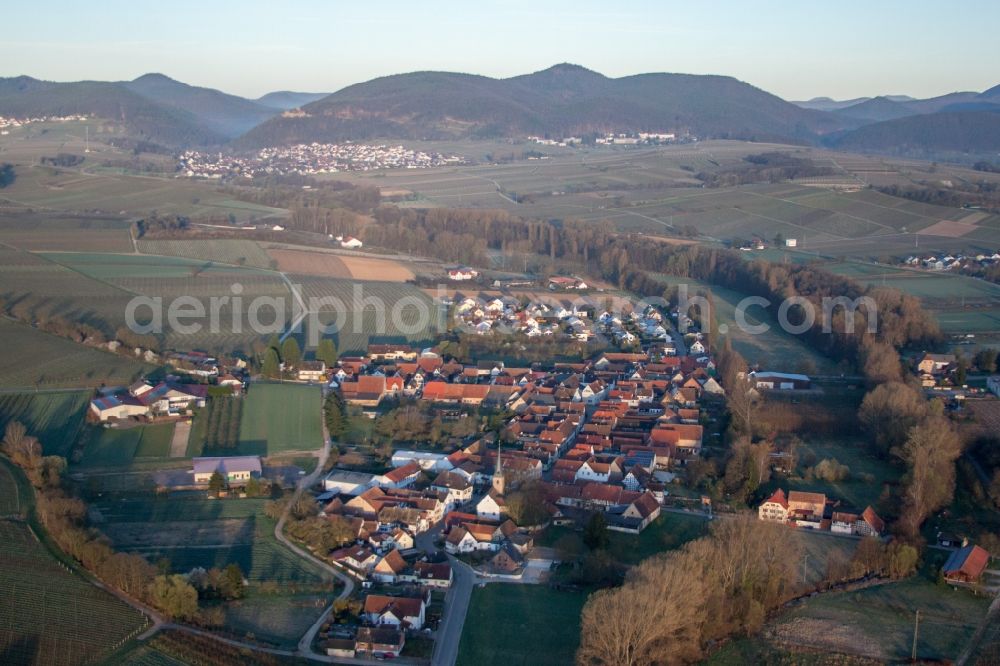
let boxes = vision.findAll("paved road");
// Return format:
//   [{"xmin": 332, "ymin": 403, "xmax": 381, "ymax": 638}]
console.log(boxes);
[{"xmin": 431, "ymin": 556, "xmax": 478, "ymax": 666}]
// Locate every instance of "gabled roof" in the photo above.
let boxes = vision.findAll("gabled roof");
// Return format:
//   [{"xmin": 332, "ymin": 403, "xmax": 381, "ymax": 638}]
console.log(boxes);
[
  {"xmin": 943, "ymin": 544, "xmax": 990, "ymax": 580},
  {"xmin": 382, "ymin": 461, "xmax": 422, "ymax": 483},
  {"xmin": 861, "ymin": 506, "xmax": 885, "ymax": 533},
  {"xmin": 762, "ymin": 488, "xmax": 788, "ymax": 509},
  {"xmin": 375, "ymin": 548, "xmax": 407, "ymax": 575},
  {"xmin": 363, "ymin": 594, "xmax": 424, "ymax": 619}
]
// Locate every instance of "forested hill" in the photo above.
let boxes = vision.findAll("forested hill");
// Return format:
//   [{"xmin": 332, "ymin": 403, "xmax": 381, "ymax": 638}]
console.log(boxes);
[
  {"xmin": 235, "ymin": 63, "xmax": 849, "ymax": 147},
  {"xmin": 828, "ymin": 110, "xmax": 1000, "ymax": 155},
  {"xmin": 0, "ymin": 74, "xmax": 287, "ymax": 146}
]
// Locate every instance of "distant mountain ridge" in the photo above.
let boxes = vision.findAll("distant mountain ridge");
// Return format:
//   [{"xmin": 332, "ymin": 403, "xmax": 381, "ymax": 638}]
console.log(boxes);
[
  {"xmin": 0, "ymin": 74, "xmax": 310, "ymax": 146},
  {"xmin": 122, "ymin": 73, "xmax": 275, "ymax": 137},
  {"xmin": 2, "ymin": 67, "xmax": 998, "ymax": 156},
  {"xmin": 235, "ymin": 63, "xmax": 848, "ymax": 148},
  {"xmin": 828, "ymin": 110, "xmax": 1000, "ymax": 154},
  {"xmin": 254, "ymin": 91, "xmax": 330, "ymax": 110}
]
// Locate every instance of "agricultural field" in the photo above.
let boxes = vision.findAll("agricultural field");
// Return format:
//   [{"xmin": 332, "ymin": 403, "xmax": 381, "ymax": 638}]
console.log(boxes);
[
  {"xmin": 136, "ymin": 239, "xmax": 274, "ymax": 269},
  {"xmin": 0, "ymin": 214, "xmax": 135, "ymax": 252},
  {"xmin": 0, "ymin": 390, "xmax": 90, "ymax": 457},
  {"xmin": 32, "ymin": 251, "xmax": 294, "ymax": 352},
  {"xmin": 768, "ymin": 576, "xmax": 990, "ymax": 662},
  {"xmin": 0, "ymin": 519, "xmax": 149, "ymax": 666},
  {"xmin": 200, "ymin": 395, "xmax": 243, "ymax": 454},
  {"xmin": 0, "ymin": 245, "xmax": 138, "ymax": 331},
  {"xmin": 92, "ymin": 494, "xmax": 333, "ymax": 587},
  {"xmin": 334, "ymin": 139, "xmax": 999, "ymax": 256},
  {"xmin": 456, "ymin": 584, "xmax": 589, "ymax": 666},
  {"xmin": 0, "ymin": 122, "xmax": 287, "ymax": 221},
  {"xmin": 652, "ymin": 275, "xmax": 841, "ymax": 374},
  {"xmin": 0, "ymin": 318, "xmax": 151, "ymax": 389},
  {"xmin": 212, "ymin": 593, "xmax": 329, "ymax": 648},
  {"xmin": 235, "ymin": 383, "xmax": 323, "ymax": 456},
  {"xmin": 75, "ymin": 423, "xmax": 176, "ymax": 468},
  {"xmin": 268, "ymin": 247, "xmax": 415, "ymax": 282},
  {"xmin": 295, "ymin": 275, "xmax": 445, "ymax": 353}
]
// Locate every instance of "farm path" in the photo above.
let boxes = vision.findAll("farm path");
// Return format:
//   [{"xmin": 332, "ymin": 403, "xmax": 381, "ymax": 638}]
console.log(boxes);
[
  {"xmin": 169, "ymin": 421, "xmax": 190, "ymax": 457},
  {"xmin": 270, "ymin": 431, "xmax": 358, "ymax": 659}
]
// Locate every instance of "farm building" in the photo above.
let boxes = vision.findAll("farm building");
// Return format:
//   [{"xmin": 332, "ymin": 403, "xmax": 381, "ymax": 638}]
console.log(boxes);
[
  {"xmin": 749, "ymin": 371, "xmax": 811, "ymax": 390},
  {"xmin": 322, "ymin": 469, "xmax": 377, "ymax": 496},
  {"xmin": 448, "ymin": 267, "xmax": 479, "ymax": 281},
  {"xmin": 89, "ymin": 395, "xmax": 148, "ymax": 421},
  {"xmin": 943, "ymin": 544, "xmax": 990, "ymax": 585},
  {"xmin": 917, "ymin": 353, "xmax": 955, "ymax": 376},
  {"xmin": 192, "ymin": 456, "xmax": 262, "ymax": 484},
  {"xmin": 547, "ymin": 276, "xmax": 588, "ymax": 290},
  {"xmin": 392, "ymin": 450, "xmax": 453, "ymax": 471}
]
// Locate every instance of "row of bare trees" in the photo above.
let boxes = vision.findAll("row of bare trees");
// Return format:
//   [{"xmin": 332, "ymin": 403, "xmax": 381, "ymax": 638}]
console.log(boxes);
[{"xmin": 577, "ymin": 516, "xmax": 800, "ymax": 666}]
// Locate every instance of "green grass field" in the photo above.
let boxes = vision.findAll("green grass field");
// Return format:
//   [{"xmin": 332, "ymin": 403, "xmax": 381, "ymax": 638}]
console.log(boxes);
[
  {"xmin": 456, "ymin": 585, "xmax": 588, "ymax": 666},
  {"xmin": 537, "ymin": 511, "xmax": 709, "ymax": 565},
  {"xmin": 235, "ymin": 383, "xmax": 324, "ymax": 456},
  {"xmin": 776, "ymin": 437, "xmax": 904, "ymax": 511},
  {"xmin": 76, "ymin": 423, "xmax": 176, "ymax": 468},
  {"xmin": 0, "ymin": 390, "xmax": 91, "ymax": 457}
]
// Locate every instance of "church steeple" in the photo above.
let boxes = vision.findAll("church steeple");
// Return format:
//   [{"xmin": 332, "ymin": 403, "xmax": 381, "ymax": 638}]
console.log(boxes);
[{"xmin": 491, "ymin": 440, "xmax": 506, "ymax": 496}]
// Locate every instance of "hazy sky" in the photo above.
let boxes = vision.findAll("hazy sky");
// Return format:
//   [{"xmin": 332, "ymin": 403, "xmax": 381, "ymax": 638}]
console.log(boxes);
[{"xmin": 3, "ymin": 0, "xmax": 998, "ymax": 100}]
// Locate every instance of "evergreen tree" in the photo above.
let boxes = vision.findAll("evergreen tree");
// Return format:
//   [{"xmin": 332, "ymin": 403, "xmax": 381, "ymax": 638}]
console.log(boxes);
[
  {"xmin": 261, "ymin": 347, "xmax": 281, "ymax": 378},
  {"xmin": 281, "ymin": 337, "xmax": 302, "ymax": 368},
  {"xmin": 208, "ymin": 471, "xmax": 225, "ymax": 496},
  {"xmin": 316, "ymin": 337, "xmax": 338, "ymax": 366}
]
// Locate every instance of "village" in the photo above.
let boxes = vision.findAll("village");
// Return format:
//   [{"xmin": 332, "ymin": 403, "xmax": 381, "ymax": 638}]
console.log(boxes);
[
  {"xmin": 0, "ymin": 113, "xmax": 90, "ymax": 134},
  {"xmin": 178, "ymin": 142, "xmax": 466, "ymax": 179}
]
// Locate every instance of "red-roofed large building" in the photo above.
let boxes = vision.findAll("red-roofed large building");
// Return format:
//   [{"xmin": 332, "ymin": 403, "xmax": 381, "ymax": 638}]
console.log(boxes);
[
  {"xmin": 376, "ymin": 462, "xmax": 422, "ymax": 489},
  {"xmin": 758, "ymin": 489, "xmax": 789, "ymax": 523}
]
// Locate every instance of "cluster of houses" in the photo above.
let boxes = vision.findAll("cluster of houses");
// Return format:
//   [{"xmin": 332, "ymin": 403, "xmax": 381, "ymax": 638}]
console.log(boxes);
[
  {"xmin": 179, "ymin": 143, "xmax": 465, "ymax": 179},
  {"xmin": 332, "ymin": 338, "xmax": 725, "ymax": 538},
  {"xmin": 758, "ymin": 488, "xmax": 885, "ymax": 537},
  {"xmin": 0, "ymin": 113, "xmax": 89, "ymax": 134},
  {"xmin": 449, "ymin": 296, "xmax": 677, "ymax": 347},
  {"xmin": 309, "ymin": 459, "xmax": 460, "ymax": 658},
  {"xmin": 90, "ymin": 379, "xmax": 209, "ymax": 422},
  {"xmin": 903, "ymin": 251, "xmax": 1000, "ymax": 272}
]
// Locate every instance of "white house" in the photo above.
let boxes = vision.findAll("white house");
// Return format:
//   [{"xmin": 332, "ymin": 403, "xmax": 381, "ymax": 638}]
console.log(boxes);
[
  {"xmin": 338, "ymin": 235, "xmax": 363, "ymax": 249},
  {"xmin": 476, "ymin": 489, "xmax": 505, "ymax": 521},
  {"xmin": 363, "ymin": 595, "xmax": 425, "ymax": 631}
]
